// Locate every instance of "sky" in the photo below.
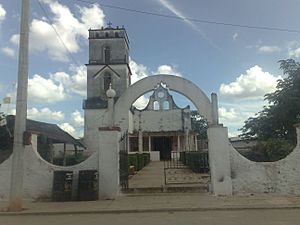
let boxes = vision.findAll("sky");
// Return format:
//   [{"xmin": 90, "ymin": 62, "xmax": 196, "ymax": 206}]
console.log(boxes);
[{"xmin": 0, "ymin": 0, "xmax": 300, "ymax": 138}]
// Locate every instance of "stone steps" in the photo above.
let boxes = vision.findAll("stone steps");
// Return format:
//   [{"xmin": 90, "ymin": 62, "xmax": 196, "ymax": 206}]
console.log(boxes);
[{"xmin": 122, "ymin": 184, "xmax": 209, "ymax": 194}]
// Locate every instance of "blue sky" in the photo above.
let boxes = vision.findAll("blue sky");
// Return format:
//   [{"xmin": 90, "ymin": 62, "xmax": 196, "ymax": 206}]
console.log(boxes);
[{"xmin": 0, "ymin": 0, "xmax": 300, "ymax": 137}]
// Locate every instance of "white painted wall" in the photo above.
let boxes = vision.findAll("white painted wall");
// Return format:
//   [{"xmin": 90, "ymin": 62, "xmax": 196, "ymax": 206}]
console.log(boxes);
[
  {"xmin": 98, "ymin": 129, "xmax": 120, "ymax": 199},
  {"xmin": 207, "ymin": 125, "xmax": 233, "ymax": 196},
  {"xmin": 230, "ymin": 125, "xmax": 300, "ymax": 195},
  {"xmin": 84, "ymin": 109, "xmax": 108, "ymax": 152},
  {"xmin": 132, "ymin": 109, "xmax": 191, "ymax": 132},
  {"xmin": 0, "ymin": 135, "xmax": 97, "ymax": 200}
]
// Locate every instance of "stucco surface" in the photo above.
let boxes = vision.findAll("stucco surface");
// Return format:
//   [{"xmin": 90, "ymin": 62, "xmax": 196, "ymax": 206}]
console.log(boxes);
[
  {"xmin": 0, "ymin": 135, "xmax": 97, "ymax": 200},
  {"xmin": 230, "ymin": 127, "xmax": 300, "ymax": 195},
  {"xmin": 132, "ymin": 109, "xmax": 191, "ymax": 132}
]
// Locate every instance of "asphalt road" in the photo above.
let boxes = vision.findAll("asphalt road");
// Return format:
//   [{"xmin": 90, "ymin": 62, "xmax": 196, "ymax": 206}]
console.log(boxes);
[{"xmin": 1, "ymin": 208, "xmax": 300, "ymax": 225}]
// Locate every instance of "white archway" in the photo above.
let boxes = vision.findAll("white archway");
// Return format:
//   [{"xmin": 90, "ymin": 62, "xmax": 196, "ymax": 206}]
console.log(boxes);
[{"xmin": 114, "ymin": 74, "xmax": 215, "ymax": 132}]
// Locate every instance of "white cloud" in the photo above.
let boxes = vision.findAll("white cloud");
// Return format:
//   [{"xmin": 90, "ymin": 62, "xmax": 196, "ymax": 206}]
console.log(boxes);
[
  {"xmin": 129, "ymin": 59, "xmax": 149, "ymax": 84},
  {"xmin": 59, "ymin": 122, "xmax": 82, "ymax": 138},
  {"xmin": 10, "ymin": 34, "xmax": 19, "ymax": 46},
  {"xmin": 71, "ymin": 110, "xmax": 84, "ymax": 127},
  {"xmin": 27, "ymin": 107, "xmax": 64, "ymax": 121},
  {"xmin": 258, "ymin": 45, "xmax": 281, "ymax": 54},
  {"xmin": 155, "ymin": 65, "xmax": 182, "ymax": 77},
  {"xmin": 0, "ymin": 4, "xmax": 6, "ymax": 24},
  {"xmin": 218, "ymin": 107, "xmax": 252, "ymax": 124},
  {"xmin": 1, "ymin": 47, "xmax": 15, "ymax": 58},
  {"xmin": 218, "ymin": 105, "xmax": 259, "ymax": 137},
  {"xmin": 130, "ymin": 59, "xmax": 184, "ymax": 108},
  {"xmin": 10, "ymin": 0, "xmax": 105, "ymax": 61},
  {"xmin": 58, "ymin": 111, "xmax": 84, "ymax": 138},
  {"xmin": 289, "ymin": 47, "xmax": 300, "ymax": 58},
  {"xmin": 59, "ymin": 122, "xmax": 76, "ymax": 135},
  {"xmin": 133, "ymin": 95, "xmax": 149, "ymax": 109},
  {"xmin": 27, "ymin": 65, "xmax": 86, "ymax": 104},
  {"xmin": 219, "ymin": 65, "xmax": 281, "ymax": 99},
  {"xmin": 50, "ymin": 65, "xmax": 87, "ymax": 97},
  {"xmin": 28, "ymin": 74, "xmax": 66, "ymax": 103}
]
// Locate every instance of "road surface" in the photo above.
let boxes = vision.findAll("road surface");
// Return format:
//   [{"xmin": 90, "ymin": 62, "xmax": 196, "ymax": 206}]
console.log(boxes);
[{"xmin": 1, "ymin": 208, "xmax": 299, "ymax": 225}]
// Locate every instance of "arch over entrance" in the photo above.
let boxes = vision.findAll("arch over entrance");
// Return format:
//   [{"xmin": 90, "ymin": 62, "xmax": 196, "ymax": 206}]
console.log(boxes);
[{"xmin": 114, "ymin": 74, "xmax": 215, "ymax": 132}]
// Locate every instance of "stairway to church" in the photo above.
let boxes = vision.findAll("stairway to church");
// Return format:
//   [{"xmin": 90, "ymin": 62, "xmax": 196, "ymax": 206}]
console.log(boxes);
[{"xmin": 123, "ymin": 161, "xmax": 209, "ymax": 194}]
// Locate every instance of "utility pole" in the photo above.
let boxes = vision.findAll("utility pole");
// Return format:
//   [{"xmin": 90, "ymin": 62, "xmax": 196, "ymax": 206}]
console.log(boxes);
[{"xmin": 9, "ymin": 0, "xmax": 29, "ymax": 211}]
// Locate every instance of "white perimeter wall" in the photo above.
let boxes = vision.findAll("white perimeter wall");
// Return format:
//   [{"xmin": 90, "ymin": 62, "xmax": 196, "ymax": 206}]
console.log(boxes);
[
  {"xmin": 230, "ymin": 125, "xmax": 300, "ymax": 195},
  {"xmin": 0, "ymin": 135, "xmax": 97, "ymax": 200}
]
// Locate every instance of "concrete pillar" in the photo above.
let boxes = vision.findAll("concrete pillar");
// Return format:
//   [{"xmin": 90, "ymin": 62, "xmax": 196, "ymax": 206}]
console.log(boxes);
[
  {"xmin": 107, "ymin": 98, "xmax": 114, "ymax": 127},
  {"xmin": 98, "ymin": 127, "xmax": 120, "ymax": 199},
  {"xmin": 211, "ymin": 93, "xmax": 219, "ymax": 125},
  {"xmin": 148, "ymin": 136, "xmax": 151, "ymax": 152},
  {"xmin": 138, "ymin": 130, "xmax": 143, "ymax": 153},
  {"xmin": 106, "ymin": 84, "xmax": 116, "ymax": 128},
  {"xmin": 177, "ymin": 135, "xmax": 181, "ymax": 151},
  {"xmin": 184, "ymin": 129, "xmax": 189, "ymax": 151},
  {"xmin": 9, "ymin": 0, "xmax": 29, "ymax": 212},
  {"xmin": 207, "ymin": 125, "xmax": 232, "ymax": 196},
  {"xmin": 195, "ymin": 135, "xmax": 198, "ymax": 151},
  {"xmin": 127, "ymin": 135, "xmax": 130, "ymax": 152}
]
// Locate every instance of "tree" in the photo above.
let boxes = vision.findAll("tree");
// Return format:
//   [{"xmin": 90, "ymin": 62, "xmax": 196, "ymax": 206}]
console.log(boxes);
[
  {"xmin": 241, "ymin": 59, "xmax": 300, "ymax": 144},
  {"xmin": 190, "ymin": 110, "xmax": 208, "ymax": 139}
]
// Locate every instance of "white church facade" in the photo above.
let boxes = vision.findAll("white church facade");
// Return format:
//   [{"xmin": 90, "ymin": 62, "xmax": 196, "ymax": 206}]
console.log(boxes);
[{"xmin": 83, "ymin": 25, "xmax": 197, "ymax": 160}]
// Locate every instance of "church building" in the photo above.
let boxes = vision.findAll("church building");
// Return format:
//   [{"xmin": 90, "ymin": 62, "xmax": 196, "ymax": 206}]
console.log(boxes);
[{"xmin": 83, "ymin": 25, "xmax": 197, "ymax": 161}]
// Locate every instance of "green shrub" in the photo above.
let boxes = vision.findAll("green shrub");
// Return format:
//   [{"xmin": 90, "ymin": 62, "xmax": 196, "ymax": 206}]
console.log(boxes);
[
  {"xmin": 184, "ymin": 151, "xmax": 209, "ymax": 173},
  {"xmin": 137, "ymin": 154, "xmax": 144, "ymax": 171},
  {"xmin": 142, "ymin": 153, "xmax": 150, "ymax": 166},
  {"xmin": 179, "ymin": 152, "xmax": 186, "ymax": 164},
  {"xmin": 53, "ymin": 153, "xmax": 89, "ymax": 166},
  {"xmin": 128, "ymin": 154, "xmax": 138, "ymax": 170},
  {"xmin": 243, "ymin": 138, "xmax": 294, "ymax": 162},
  {"xmin": 128, "ymin": 153, "xmax": 150, "ymax": 171}
]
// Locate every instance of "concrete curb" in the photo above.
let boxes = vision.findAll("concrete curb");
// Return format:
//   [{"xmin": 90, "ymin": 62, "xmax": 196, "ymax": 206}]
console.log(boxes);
[{"xmin": 1, "ymin": 205, "xmax": 300, "ymax": 216}]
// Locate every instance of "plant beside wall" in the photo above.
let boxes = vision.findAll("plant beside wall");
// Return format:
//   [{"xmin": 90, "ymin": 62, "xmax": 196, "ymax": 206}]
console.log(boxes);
[
  {"xmin": 128, "ymin": 153, "xmax": 150, "ymax": 172},
  {"xmin": 240, "ymin": 59, "xmax": 300, "ymax": 162},
  {"xmin": 181, "ymin": 151, "xmax": 209, "ymax": 173},
  {"xmin": 240, "ymin": 139, "xmax": 294, "ymax": 162}
]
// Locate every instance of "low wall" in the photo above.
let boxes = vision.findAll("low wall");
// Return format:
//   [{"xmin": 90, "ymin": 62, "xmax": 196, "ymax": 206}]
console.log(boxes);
[
  {"xmin": 230, "ymin": 126, "xmax": 300, "ymax": 195},
  {"xmin": 0, "ymin": 135, "xmax": 97, "ymax": 200}
]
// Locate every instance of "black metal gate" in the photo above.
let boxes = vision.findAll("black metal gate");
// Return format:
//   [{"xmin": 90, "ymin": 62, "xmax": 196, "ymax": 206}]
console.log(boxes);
[
  {"xmin": 119, "ymin": 132, "xmax": 129, "ymax": 189},
  {"xmin": 164, "ymin": 151, "xmax": 209, "ymax": 185}
]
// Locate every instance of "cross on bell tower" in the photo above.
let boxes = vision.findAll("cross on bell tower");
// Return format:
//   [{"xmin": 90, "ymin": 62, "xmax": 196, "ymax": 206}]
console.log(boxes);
[{"xmin": 84, "ymin": 25, "xmax": 131, "ymax": 110}]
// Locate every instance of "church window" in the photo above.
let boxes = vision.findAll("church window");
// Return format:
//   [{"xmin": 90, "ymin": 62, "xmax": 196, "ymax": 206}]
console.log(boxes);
[
  {"xmin": 157, "ymin": 91, "xmax": 164, "ymax": 98},
  {"xmin": 153, "ymin": 101, "xmax": 159, "ymax": 110},
  {"xmin": 104, "ymin": 46, "xmax": 111, "ymax": 63},
  {"xmin": 163, "ymin": 101, "xmax": 170, "ymax": 110},
  {"xmin": 104, "ymin": 73, "xmax": 112, "ymax": 92}
]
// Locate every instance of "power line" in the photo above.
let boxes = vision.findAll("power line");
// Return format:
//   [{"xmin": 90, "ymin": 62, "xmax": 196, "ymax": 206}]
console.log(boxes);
[
  {"xmin": 72, "ymin": 0, "xmax": 300, "ymax": 34},
  {"xmin": 37, "ymin": 0, "xmax": 82, "ymax": 67}
]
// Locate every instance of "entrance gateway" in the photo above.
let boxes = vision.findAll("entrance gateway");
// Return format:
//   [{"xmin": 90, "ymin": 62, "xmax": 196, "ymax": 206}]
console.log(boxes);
[{"xmin": 84, "ymin": 25, "xmax": 233, "ymax": 198}]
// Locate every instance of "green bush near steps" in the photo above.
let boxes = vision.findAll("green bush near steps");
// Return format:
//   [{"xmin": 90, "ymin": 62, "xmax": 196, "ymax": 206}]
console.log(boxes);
[
  {"xmin": 128, "ymin": 153, "xmax": 150, "ymax": 172},
  {"xmin": 181, "ymin": 151, "xmax": 209, "ymax": 173}
]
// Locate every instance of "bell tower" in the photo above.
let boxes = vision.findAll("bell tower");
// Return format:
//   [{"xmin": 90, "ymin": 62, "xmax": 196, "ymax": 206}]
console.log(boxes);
[
  {"xmin": 83, "ymin": 25, "xmax": 131, "ymax": 152},
  {"xmin": 83, "ymin": 25, "xmax": 131, "ymax": 109}
]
